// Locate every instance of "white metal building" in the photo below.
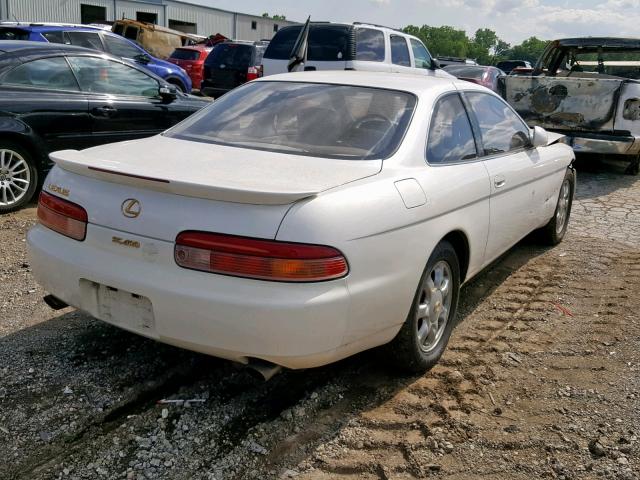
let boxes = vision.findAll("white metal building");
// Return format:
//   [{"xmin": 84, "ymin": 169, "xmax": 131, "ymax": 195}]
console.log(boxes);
[{"xmin": 0, "ymin": 0, "xmax": 297, "ymax": 40}]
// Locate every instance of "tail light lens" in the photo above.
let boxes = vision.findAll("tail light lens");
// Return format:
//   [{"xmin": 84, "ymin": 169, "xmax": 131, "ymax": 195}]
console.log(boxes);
[
  {"xmin": 37, "ymin": 191, "xmax": 87, "ymax": 241},
  {"xmin": 175, "ymin": 231, "xmax": 348, "ymax": 282},
  {"xmin": 247, "ymin": 65, "xmax": 263, "ymax": 81}
]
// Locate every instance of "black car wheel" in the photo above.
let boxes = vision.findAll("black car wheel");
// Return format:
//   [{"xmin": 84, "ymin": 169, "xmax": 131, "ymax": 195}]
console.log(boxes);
[{"xmin": 0, "ymin": 141, "xmax": 38, "ymax": 213}]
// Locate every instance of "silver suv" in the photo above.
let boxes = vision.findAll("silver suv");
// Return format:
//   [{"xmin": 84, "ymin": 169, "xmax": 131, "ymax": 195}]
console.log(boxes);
[{"xmin": 262, "ymin": 22, "xmax": 453, "ymax": 79}]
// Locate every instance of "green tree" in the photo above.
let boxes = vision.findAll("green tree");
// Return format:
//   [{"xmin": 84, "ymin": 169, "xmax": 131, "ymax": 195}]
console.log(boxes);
[{"xmin": 500, "ymin": 36, "xmax": 548, "ymax": 64}]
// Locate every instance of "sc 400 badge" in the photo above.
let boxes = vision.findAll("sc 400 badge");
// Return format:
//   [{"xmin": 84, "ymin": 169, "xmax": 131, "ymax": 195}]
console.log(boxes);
[{"xmin": 112, "ymin": 236, "xmax": 141, "ymax": 249}]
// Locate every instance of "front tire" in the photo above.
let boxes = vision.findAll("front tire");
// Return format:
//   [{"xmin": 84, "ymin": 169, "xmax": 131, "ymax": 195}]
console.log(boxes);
[
  {"xmin": 539, "ymin": 168, "xmax": 574, "ymax": 245},
  {"xmin": 0, "ymin": 142, "xmax": 38, "ymax": 214},
  {"xmin": 387, "ymin": 241, "xmax": 461, "ymax": 373}
]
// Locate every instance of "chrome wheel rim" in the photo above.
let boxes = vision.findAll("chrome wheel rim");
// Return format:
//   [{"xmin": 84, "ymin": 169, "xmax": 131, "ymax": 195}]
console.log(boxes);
[
  {"xmin": 555, "ymin": 179, "xmax": 571, "ymax": 234},
  {"xmin": 416, "ymin": 260, "xmax": 453, "ymax": 353},
  {"xmin": 0, "ymin": 149, "xmax": 30, "ymax": 207}
]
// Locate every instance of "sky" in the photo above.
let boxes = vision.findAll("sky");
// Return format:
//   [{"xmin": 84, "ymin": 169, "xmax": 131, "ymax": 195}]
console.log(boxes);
[{"xmin": 188, "ymin": 0, "xmax": 640, "ymax": 44}]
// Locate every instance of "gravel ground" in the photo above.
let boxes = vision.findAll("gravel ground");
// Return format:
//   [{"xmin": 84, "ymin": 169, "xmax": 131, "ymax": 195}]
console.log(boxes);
[{"xmin": 1, "ymin": 156, "xmax": 638, "ymax": 480}]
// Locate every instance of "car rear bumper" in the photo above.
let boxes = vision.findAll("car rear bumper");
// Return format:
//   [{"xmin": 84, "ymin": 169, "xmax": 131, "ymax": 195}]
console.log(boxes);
[
  {"xmin": 200, "ymin": 85, "xmax": 232, "ymax": 97},
  {"xmin": 27, "ymin": 224, "xmax": 356, "ymax": 369}
]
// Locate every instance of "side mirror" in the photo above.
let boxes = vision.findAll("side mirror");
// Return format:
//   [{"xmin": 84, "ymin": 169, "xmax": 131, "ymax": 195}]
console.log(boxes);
[
  {"xmin": 531, "ymin": 126, "xmax": 548, "ymax": 148},
  {"xmin": 159, "ymin": 85, "xmax": 178, "ymax": 103},
  {"xmin": 430, "ymin": 58, "xmax": 441, "ymax": 70}
]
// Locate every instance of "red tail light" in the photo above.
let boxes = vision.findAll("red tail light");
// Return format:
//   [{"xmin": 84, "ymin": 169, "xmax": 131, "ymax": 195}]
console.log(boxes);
[
  {"xmin": 247, "ymin": 65, "xmax": 263, "ymax": 81},
  {"xmin": 175, "ymin": 232, "xmax": 348, "ymax": 282},
  {"xmin": 37, "ymin": 192, "xmax": 87, "ymax": 241}
]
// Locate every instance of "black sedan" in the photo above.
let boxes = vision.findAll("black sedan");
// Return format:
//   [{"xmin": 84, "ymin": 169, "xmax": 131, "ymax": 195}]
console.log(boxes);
[{"xmin": 0, "ymin": 41, "xmax": 210, "ymax": 212}]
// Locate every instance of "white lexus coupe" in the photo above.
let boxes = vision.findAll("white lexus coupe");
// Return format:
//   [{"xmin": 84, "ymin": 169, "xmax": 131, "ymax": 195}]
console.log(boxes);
[{"xmin": 28, "ymin": 71, "xmax": 575, "ymax": 374}]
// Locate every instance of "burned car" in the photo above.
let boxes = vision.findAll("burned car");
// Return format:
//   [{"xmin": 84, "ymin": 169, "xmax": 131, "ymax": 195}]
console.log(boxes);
[{"xmin": 503, "ymin": 37, "xmax": 640, "ymax": 174}]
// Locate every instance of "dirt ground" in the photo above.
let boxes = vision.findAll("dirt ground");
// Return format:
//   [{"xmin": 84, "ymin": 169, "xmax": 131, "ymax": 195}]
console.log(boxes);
[{"xmin": 0, "ymin": 157, "xmax": 638, "ymax": 480}]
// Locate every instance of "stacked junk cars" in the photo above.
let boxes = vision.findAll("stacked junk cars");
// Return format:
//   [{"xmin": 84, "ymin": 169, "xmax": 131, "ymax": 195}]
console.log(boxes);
[{"xmin": 0, "ymin": 15, "xmax": 635, "ymax": 376}]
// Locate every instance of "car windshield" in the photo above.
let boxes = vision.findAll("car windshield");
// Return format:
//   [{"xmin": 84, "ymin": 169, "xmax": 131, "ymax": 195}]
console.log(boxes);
[
  {"xmin": 206, "ymin": 44, "xmax": 253, "ymax": 68},
  {"xmin": 170, "ymin": 48, "xmax": 201, "ymax": 61},
  {"xmin": 444, "ymin": 65, "xmax": 489, "ymax": 80},
  {"xmin": 166, "ymin": 81, "xmax": 416, "ymax": 160}
]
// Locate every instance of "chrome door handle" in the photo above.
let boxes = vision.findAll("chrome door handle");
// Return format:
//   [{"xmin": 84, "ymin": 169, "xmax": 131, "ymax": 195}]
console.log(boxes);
[{"xmin": 494, "ymin": 176, "xmax": 506, "ymax": 188}]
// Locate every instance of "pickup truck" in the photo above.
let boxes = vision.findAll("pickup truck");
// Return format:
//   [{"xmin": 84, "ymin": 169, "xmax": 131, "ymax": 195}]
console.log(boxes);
[{"xmin": 503, "ymin": 37, "xmax": 640, "ymax": 174}]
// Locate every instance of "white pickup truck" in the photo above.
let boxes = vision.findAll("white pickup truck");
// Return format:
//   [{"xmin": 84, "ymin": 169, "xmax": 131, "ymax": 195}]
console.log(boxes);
[{"xmin": 503, "ymin": 37, "xmax": 640, "ymax": 174}]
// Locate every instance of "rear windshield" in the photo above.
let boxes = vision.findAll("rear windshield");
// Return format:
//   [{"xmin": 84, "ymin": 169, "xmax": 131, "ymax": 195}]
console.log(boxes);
[
  {"xmin": 264, "ymin": 25, "xmax": 354, "ymax": 61},
  {"xmin": 497, "ymin": 61, "xmax": 526, "ymax": 71},
  {"xmin": 166, "ymin": 81, "xmax": 416, "ymax": 160},
  {"xmin": 170, "ymin": 48, "xmax": 201, "ymax": 61},
  {"xmin": 206, "ymin": 43, "xmax": 254, "ymax": 68},
  {"xmin": 444, "ymin": 65, "xmax": 492, "ymax": 80},
  {"xmin": 0, "ymin": 28, "xmax": 29, "ymax": 41}
]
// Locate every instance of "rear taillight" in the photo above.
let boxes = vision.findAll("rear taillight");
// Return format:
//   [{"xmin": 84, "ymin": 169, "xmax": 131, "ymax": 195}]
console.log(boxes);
[
  {"xmin": 247, "ymin": 65, "xmax": 263, "ymax": 81},
  {"xmin": 37, "ymin": 191, "xmax": 87, "ymax": 241},
  {"xmin": 175, "ymin": 232, "xmax": 348, "ymax": 282}
]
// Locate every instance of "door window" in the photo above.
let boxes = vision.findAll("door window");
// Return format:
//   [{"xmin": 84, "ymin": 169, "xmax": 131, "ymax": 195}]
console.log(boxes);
[
  {"xmin": 103, "ymin": 34, "xmax": 143, "ymax": 59},
  {"xmin": 355, "ymin": 28, "xmax": 385, "ymax": 62},
  {"xmin": 426, "ymin": 94, "xmax": 477, "ymax": 164},
  {"xmin": 466, "ymin": 92, "xmax": 531, "ymax": 155},
  {"xmin": 64, "ymin": 31, "xmax": 104, "ymax": 51},
  {"xmin": 2, "ymin": 57, "xmax": 79, "ymax": 91},
  {"xmin": 390, "ymin": 35, "xmax": 411, "ymax": 66},
  {"xmin": 410, "ymin": 39, "xmax": 432, "ymax": 69},
  {"xmin": 42, "ymin": 31, "xmax": 64, "ymax": 43},
  {"xmin": 67, "ymin": 56, "xmax": 159, "ymax": 97}
]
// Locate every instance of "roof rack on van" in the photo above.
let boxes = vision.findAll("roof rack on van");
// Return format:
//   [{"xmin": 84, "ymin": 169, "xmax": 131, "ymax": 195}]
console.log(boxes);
[{"xmin": 352, "ymin": 22, "xmax": 403, "ymax": 33}]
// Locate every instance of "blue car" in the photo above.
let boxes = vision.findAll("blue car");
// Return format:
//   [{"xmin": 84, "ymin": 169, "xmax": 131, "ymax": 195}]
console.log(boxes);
[{"xmin": 0, "ymin": 23, "xmax": 192, "ymax": 92}]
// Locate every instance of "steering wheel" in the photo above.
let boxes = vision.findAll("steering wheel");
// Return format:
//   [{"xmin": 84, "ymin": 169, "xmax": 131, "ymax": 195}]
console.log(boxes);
[{"xmin": 352, "ymin": 114, "xmax": 392, "ymax": 131}]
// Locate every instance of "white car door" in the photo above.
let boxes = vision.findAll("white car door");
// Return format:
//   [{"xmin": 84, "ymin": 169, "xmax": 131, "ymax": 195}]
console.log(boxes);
[
  {"xmin": 349, "ymin": 27, "xmax": 392, "ymax": 72},
  {"xmin": 418, "ymin": 92, "xmax": 491, "ymax": 278},
  {"xmin": 408, "ymin": 38, "xmax": 446, "ymax": 78},
  {"xmin": 463, "ymin": 91, "xmax": 550, "ymax": 263}
]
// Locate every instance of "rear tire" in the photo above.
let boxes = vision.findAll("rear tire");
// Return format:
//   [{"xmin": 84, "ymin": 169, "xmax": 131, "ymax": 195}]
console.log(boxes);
[
  {"xmin": 538, "ymin": 168, "xmax": 574, "ymax": 245},
  {"xmin": 0, "ymin": 142, "xmax": 38, "ymax": 214},
  {"xmin": 387, "ymin": 241, "xmax": 460, "ymax": 373}
]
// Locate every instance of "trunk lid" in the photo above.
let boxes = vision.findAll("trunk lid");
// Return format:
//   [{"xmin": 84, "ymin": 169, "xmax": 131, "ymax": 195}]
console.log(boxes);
[{"xmin": 49, "ymin": 135, "xmax": 381, "ymax": 241}]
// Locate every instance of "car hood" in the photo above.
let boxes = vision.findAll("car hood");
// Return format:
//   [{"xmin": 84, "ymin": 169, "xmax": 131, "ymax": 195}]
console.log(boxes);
[{"xmin": 50, "ymin": 135, "xmax": 382, "ymax": 205}]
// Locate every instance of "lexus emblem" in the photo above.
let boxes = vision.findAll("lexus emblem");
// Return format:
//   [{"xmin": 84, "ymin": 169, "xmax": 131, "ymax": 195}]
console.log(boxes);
[{"xmin": 121, "ymin": 198, "xmax": 141, "ymax": 218}]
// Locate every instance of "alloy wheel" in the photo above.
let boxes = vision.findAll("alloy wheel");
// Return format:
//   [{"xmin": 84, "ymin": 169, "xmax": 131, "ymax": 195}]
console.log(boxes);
[
  {"xmin": 555, "ymin": 178, "xmax": 571, "ymax": 234},
  {"xmin": 416, "ymin": 260, "xmax": 453, "ymax": 353},
  {"xmin": 0, "ymin": 149, "xmax": 31, "ymax": 208}
]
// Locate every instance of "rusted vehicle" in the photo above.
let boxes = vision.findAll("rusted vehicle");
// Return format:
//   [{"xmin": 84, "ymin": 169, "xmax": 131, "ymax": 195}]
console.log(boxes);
[
  {"xmin": 503, "ymin": 37, "xmax": 640, "ymax": 174},
  {"xmin": 112, "ymin": 19, "xmax": 200, "ymax": 59}
]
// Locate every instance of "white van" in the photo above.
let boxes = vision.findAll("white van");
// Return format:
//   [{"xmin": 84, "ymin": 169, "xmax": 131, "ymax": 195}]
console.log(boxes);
[{"xmin": 262, "ymin": 22, "xmax": 453, "ymax": 79}]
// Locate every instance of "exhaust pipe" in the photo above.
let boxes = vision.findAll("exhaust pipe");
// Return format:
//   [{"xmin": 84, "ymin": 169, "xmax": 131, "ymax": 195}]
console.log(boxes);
[
  {"xmin": 246, "ymin": 359, "xmax": 283, "ymax": 381},
  {"xmin": 43, "ymin": 294, "xmax": 68, "ymax": 310}
]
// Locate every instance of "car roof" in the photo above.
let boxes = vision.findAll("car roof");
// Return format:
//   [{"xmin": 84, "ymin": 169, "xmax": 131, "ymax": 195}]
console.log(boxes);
[
  {"xmin": 0, "ymin": 40, "xmax": 91, "ymax": 53},
  {"xmin": 0, "ymin": 23, "xmax": 105, "ymax": 33},
  {"xmin": 256, "ymin": 71, "xmax": 458, "ymax": 95},
  {"xmin": 552, "ymin": 37, "xmax": 640, "ymax": 49}
]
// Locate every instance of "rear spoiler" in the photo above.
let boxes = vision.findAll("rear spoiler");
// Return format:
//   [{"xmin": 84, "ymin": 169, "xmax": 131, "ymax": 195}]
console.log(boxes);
[{"xmin": 50, "ymin": 150, "xmax": 319, "ymax": 205}]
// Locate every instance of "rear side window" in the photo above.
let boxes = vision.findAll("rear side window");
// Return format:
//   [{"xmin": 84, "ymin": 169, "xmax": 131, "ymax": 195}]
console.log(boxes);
[
  {"xmin": 263, "ymin": 25, "xmax": 354, "ymax": 62},
  {"xmin": 263, "ymin": 26, "xmax": 300, "ymax": 60},
  {"xmin": 466, "ymin": 92, "xmax": 530, "ymax": 155},
  {"xmin": 170, "ymin": 49, "xmax": 201, "ymax": 61},
  {"xmin": 64, "ymin": 31, "xmax": 104, "ymax": 51},
  {"xmin": 427, "ymin": 94, "xmax": 477, "ymax": 164},
  {"xmin": 206, "ymin": 44, "xmax": 254, "ymax": 68},
  {"xmin": 0, "ymin": 28, "xmax": 29, "ymax": 40},
  {"xmin": 103, "ymin": 34, "xmax": 143, "ymax": 58},
  {"xmin": 410, "ymin": 39, "xmax": 432, "ymax": 69},
  {"xmin": 390, "ymin": 35, "xmax": 410, "ymax": 66},
  {"xmin": 42, "ymin": 31, "xmax": 64, "ymax": 43},
  {"xmin": 2, "ymin": 57, "xmax": 79, "ymax": 91},
  {"xmin": 356, "ymin": 28, "xmax": 385, "ymax": 62},
  {"xmin": 67, "ymin": 56, "xmax": 159, "ymax": 97}
]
